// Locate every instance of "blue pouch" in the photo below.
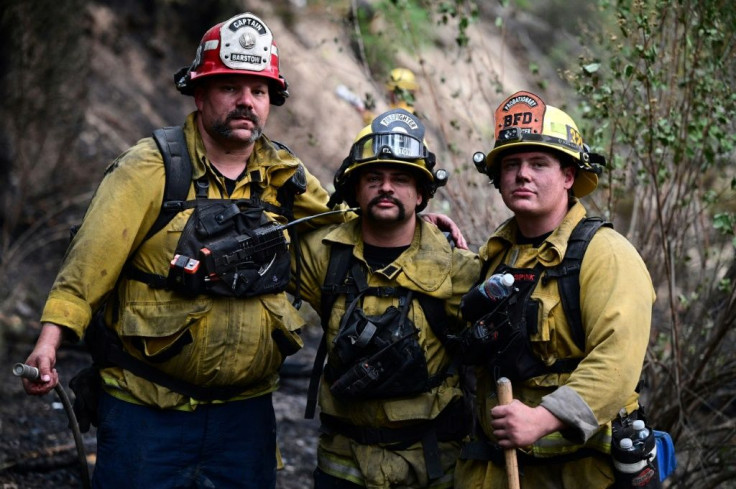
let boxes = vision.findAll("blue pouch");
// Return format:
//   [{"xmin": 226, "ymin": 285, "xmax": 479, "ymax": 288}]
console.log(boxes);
[{"xmin": 654, "ymin": 430, "xmax": 676, "ymax": 481}]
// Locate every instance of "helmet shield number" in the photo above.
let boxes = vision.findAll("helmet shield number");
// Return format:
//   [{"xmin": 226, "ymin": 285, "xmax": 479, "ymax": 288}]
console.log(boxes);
[
  {"xmin": 219, "ymin": 14, "xmax": 274, "ymax": 73},
  {"xmin": 351, "ymin": 133, "xmax": 427, "ymax": 163}
]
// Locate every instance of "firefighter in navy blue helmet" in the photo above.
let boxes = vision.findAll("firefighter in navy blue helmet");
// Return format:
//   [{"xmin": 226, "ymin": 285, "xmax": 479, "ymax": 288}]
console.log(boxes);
[
  {"xmin": 293, "ymin": 108, "xmax": 480, "ymax": 488},
  {"xmin": 454, "ymin": 91, "xmax": 655, "ymax": 488}
]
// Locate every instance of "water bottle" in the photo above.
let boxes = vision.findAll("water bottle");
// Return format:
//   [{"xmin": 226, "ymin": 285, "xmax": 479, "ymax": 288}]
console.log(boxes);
[
  {"xmin": 478, "ymin": 273, "xmax": 514, "ymax": 300},
  {"xmin": 632, "ymin": 419, "xmax": 650, "ymax": 448},
  {"xmin": 619, "ymin": 438, "xmax": 635, "ymax": 451}
]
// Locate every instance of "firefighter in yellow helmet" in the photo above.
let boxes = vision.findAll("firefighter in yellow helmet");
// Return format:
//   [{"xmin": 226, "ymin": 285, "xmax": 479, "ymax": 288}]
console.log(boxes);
[
  {"xmin": 348, "ymin": 67, "xmax": 420, "ymax": 125},
  {"xmin": 293, "ymin": 108, "xmax": 480, "ymax": 488},
  {"xmin": 454, "ymin": 91, "xmax": 656, "ymax": 488},
  {"xmin": 386, "ymin": 67, "xmax": 419, "ymax": 112}
]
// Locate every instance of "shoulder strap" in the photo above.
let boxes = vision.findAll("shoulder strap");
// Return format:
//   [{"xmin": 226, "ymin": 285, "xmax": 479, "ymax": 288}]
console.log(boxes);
[
  {"xmin": 545, "ymin": 217, "xmax": 612, "ymax": 352},
  {"xmin": 305, "ymin": 243, "xmax": 355, "ymax": 419},
  {"xmin": 415, "ymin": 294, "xmax": 451, "ymax": 344},
  {"xmin": 123, "ymin": 126, "xmax": 193, "ymax": 288},
  {"xmin": 148, "ymin": 126, "xmax": 193, "ymax": 241},
  {"xmin": 319, "ymin": 243, "xmax": 356, "ymax": 328}
]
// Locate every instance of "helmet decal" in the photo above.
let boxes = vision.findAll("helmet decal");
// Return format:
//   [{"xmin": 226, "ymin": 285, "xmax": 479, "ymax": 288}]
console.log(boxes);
[
  {"xmin": 566, "ymin": 124, "xmax": 584, "ymax": 149},
  {"xmin": 496, "ymin": 91, "xmax": 547, "ymax": 139},
  {"xmin": 372, "ymin": 110, "xmax": 424, "ymax": 139},
  {"xmin": 479, "ymin": 90, "xmax": 606, "ymax": 198},
  {"xmin": 219, "ymin": 14, "xmax": 273, "ymax": 72}
]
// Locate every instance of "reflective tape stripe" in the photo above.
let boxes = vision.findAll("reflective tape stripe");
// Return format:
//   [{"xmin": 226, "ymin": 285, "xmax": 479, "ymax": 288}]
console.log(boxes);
[
  {"xmin": 317, "ymin": 451, "xmax": 364, "ymax": 486},
  {"xmin": 532, "ymin": 428, "xmax": 612, "ymax": 457}
]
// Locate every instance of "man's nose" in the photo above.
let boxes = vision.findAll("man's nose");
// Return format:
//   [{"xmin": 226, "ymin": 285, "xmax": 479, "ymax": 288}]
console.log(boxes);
[
  {"xmin": 379, "ymin": 177, "xmax": 395, "ymax": 191},
  {"xmin": 236, "ymin": 89, "xmax": 255, "ymax": 107},
  {"xmin": 515, "ymin": 161, "xmax": 532, "ymax": 180}
]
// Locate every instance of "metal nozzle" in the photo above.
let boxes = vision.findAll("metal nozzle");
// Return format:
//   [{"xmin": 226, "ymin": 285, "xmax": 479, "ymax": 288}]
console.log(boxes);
[{"xmin": 13, "ymin": 363, "xmax": 40, "ymax": 380}]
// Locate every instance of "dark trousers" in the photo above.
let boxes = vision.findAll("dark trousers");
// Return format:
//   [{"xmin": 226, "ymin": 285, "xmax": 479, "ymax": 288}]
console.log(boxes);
[{"xmin": 93, "ymin": 391, "xmax": 277, "ymax": 489}]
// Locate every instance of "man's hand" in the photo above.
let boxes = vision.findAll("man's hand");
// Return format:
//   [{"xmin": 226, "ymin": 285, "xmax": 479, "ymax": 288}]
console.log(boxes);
[
  {"xmin": 22, "ymin": 323, "xmax": 64, "ymax": 396},
  {"xmin": 490, "ymin": 401, "xmax": 565, "ymax": 448},
  {"xmin": 421, "ymin": 213, "xmax": 469, "ymax": 250}
]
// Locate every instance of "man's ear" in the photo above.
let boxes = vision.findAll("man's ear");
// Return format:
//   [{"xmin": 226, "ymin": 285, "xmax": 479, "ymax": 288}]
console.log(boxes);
[
  {"xmin": 193, "ymin": 86, "xmax": 205, "ymax": 111},
  {"xmin": 563, "ymin": 165, "xmax": 576, "ymax": 190}
]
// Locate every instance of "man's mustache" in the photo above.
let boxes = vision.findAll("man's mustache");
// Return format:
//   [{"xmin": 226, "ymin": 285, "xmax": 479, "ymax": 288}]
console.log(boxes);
[
  {"xmin": 368, "ymin": 194, "xmax": 401, "ymax": 208},
  {"xmin": 226, "ymin": 108, "xmax": 260, "ymax": 125}
]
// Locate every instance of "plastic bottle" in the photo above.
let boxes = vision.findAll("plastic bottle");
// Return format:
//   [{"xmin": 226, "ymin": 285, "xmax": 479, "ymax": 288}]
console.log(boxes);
[
  {"xmin": 619, "ymin": 437, "xmax": 636, "ymax": 451},
  {"xmin": 632, "ymin": 419, "xmax": 650, "ymax": 447},
  {"xmin": 478, "ymin": 273, "xmax": 515, "ymax": 300}
]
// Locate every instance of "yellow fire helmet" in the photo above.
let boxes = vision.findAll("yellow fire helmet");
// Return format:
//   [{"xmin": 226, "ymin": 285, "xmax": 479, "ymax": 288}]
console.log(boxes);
[
  {"xmin": 328, "ymin": 108, "xmax": 447, "ymax": 211},
  {"xmin": 474, "ymin": 91, "xmax": 605, "ymax": 197},
  {"xmin": 386, "ymin": 67, "xmax": 419, "ymax": 92}
]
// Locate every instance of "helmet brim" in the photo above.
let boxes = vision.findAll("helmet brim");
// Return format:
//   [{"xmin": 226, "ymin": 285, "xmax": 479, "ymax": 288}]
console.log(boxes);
[{"xmin": 486, "ymin": 141, "xmax": 598, "ymax": 197}]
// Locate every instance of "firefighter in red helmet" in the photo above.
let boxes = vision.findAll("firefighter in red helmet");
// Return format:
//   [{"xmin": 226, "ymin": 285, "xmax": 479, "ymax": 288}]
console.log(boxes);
[{"xmin": 22, "ymin": 12, "xmax": 348, "ymax": 489}]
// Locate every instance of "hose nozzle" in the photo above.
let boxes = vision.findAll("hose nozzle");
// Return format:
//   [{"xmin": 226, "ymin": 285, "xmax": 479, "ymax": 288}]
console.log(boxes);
[{"xmin": 13, "ymin": 363, "xmax": 40, "ymax": 380}]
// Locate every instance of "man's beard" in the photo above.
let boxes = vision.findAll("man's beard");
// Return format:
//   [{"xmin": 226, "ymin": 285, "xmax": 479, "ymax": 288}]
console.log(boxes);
[
  {"xmin": 212, "ymin": 107, "xmax": 263, "ymax": 143},
  {"xmin": 365, "ymin": 194, "xmax": 407, "ymax": 222}
]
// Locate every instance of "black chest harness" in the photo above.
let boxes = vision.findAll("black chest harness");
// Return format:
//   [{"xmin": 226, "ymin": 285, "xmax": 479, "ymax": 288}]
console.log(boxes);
[
  {"xmin": 305, "ymin": 243, "xmax": 455, "ymax": 418},
  {"xmin": 126, "ymin": 126, "xmax": 306, "ymax": 300},
  {"xmin": 305, "ymin": 242, "xmax": 469, "ymax": 480},
  {"xmin": 459, "ymin": 217, "xmax": 612, "ymax": 382}
]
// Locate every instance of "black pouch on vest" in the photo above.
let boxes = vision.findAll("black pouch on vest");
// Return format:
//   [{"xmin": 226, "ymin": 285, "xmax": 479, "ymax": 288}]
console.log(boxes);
[
  {"xmin": 328, "ymin": 304, "xmax": 429, "ymax": 400},
  {"xmin": 167, "ymin": 201, "xmax": 290, "ymax": 298}
]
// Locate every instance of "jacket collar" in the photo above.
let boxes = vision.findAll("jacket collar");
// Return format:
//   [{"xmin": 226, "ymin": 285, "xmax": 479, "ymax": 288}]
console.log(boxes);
[
  {"xmin": 182, "ymin": 112, "xmax": 300, "ymax": 184},
  {"xmin": 322, "ymin": 218, "xmax": 453, "ymax": 293},
  {"xmin": 481, "ymin": 199, "xmax": 588, "ymax": 267}
]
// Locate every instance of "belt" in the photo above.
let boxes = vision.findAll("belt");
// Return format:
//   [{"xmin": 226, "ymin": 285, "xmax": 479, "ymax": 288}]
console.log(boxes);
[{"xmin": 320, "ymin": 400, "xmax": 468, "ymax": 480}]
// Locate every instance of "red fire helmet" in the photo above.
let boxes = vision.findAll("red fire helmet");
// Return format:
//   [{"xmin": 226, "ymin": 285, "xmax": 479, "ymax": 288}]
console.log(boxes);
[{"xmin": 174, "ymin": 12, "xmax": 289, "ymax": 105}]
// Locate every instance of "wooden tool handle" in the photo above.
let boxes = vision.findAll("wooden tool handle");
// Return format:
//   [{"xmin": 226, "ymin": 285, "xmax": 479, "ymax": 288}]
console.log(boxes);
[{"xmin": 496, "ymin": 377, "xmax": 521, "ymax": 489}]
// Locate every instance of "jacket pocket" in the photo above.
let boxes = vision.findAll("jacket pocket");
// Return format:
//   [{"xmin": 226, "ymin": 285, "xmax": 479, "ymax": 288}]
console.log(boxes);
[
  {"xmin": 119, "ymin": 299, "xmax": 211, "ymax": 361},
  {"xmin": 261, "ymin": 294, "xmax": 305, "ymax": 360}
]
